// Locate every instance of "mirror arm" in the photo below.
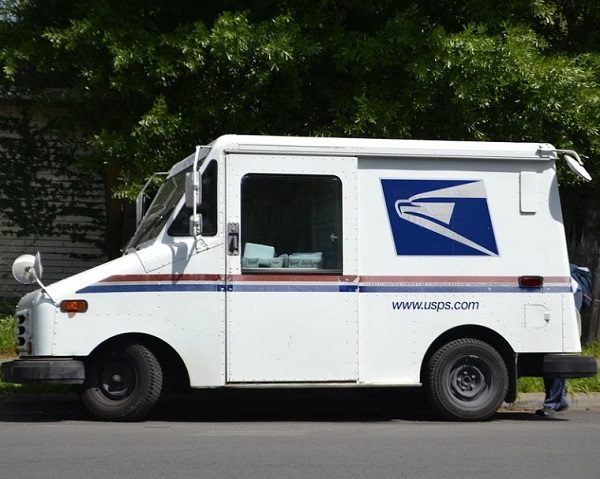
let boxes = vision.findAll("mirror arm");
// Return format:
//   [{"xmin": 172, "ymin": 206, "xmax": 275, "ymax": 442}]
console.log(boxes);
[
  {"xmin": 191, "ymin": 145, "xmax": 202, "ymax": 241},
  {"xmin": 29, "ymin": 269, "xmax": 57, "ymax": 306},
  {"xmin": 538, "ymin": 146, "xmax": 592, "ymax": 181},
  {"xmin": 552, "ymin": 149, "xmax": 592, "ymax": 182},
  {"xmin": 553, "ymin": 149, "xmax": 584, "ymax": 165}
]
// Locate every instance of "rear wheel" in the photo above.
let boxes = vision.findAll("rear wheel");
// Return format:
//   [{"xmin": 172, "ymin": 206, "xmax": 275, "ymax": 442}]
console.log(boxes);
[
  {"xmin": 81, "ymin": 343, "xmax": 163, "ymax": 421},
  {"xmin": 426, "ymin": 338, "xmax": 508, "ymax": 421}
]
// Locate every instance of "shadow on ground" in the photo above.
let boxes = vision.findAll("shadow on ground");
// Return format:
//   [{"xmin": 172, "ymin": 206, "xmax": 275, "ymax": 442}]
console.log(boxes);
[{"xmin": 0, "ymin": 388, "xmax": 551, "ymax": 423}]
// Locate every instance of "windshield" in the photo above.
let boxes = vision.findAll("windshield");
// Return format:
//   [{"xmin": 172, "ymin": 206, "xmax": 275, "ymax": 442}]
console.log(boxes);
[
  {"xmin": 126, "ymin": 148, "xmax": 211, "ymax": 252},
  {"xmin": 126, "ymin": 168, "xmax": 190, "ymax": 252}
]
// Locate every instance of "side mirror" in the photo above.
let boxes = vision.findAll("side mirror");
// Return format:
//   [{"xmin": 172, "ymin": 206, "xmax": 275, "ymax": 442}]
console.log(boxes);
[
  {"xmin": 12, "ymin": 252, "xmax": 43, "ymax": 284},
  {"xmin": 185, "ymin": 171, "xmax": 202, "ymax": 208},
  {"xmin": 564, "ymin": 154, "xmax": 592, "ymax": 182},
  {"xmin": 12, "ymin": 252, "xmax": 57, "ymax": 304},
  {"xmin": 187, "ymin": 145, "xmax": 205, "ymax": 243}
]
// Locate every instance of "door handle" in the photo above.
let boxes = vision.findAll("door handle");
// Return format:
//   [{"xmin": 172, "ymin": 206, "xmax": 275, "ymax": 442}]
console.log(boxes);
[{"xmin": 228, "ymin": 223, "xmax": 239, "ymax": 256}]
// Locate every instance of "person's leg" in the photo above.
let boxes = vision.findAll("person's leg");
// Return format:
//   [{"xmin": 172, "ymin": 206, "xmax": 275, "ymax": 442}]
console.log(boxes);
[{"xmin": 541, "ymin": 377, "xmax": 569, "ymax": 412}]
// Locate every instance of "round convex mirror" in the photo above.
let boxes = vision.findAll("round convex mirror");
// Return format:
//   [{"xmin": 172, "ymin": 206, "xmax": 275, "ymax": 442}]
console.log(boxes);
[{"xmin": 12, "ymin": 254, "xmax": 40, "ymax": 284}]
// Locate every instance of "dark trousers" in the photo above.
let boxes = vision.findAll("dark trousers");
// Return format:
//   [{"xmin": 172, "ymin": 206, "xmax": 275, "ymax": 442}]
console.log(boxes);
[{"xmin": 543, "ymin": 378, "xmax": 568, "ymax": 411}]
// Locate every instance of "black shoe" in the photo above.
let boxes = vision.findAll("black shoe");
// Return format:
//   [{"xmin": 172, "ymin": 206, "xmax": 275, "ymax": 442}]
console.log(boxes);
[
  {"xmin": 535, "ymin": 406, "xmax": 566, "ymax": 417},
  {"xmin": 535, "ymin": 407, "xmax": 556, "ymax": 417}
]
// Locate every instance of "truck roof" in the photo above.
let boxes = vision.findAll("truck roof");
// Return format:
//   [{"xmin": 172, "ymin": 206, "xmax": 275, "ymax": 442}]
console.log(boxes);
[
  {"xmin": 212, "ymin": 134, "xmax": 555, "ymax": 161},
  {"xmin": 170, "ymin": 135, "xmax": 557, "ymax": 177}
]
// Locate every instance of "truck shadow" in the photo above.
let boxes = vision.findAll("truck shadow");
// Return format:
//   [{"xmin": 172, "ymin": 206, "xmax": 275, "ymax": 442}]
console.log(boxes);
[{"xmin": 0, "ymin": 388, "xmax": 556, "ymax": 423}]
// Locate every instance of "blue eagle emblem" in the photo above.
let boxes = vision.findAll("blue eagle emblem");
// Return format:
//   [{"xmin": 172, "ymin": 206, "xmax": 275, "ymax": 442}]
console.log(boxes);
[{"xmin": 381, "ymin": 179, "xmax": 499, "ymax": 256}]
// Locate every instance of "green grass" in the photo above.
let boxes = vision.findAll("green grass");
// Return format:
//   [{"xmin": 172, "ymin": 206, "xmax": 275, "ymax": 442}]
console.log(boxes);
[
  {"xmin": 519, "ymin": 374, "xmax": 600, "ymax": 395},
  {"xmin": 0, "ymin": 315, "xmax": 15, "ymax": 355},
  {"xmin": 517, "ymin": 377, "xmax": 545, "ymax": 393},
  {"xmin": 583, "ymin": 340, "xmax": 600, "ymax": 358},
  {"xmin": 0, "ymin": 315, "xmax": 34, "ymax": 392},
  {"xmin": 518, "ymin": 340, "xmax": 600, "ymax": 394}
]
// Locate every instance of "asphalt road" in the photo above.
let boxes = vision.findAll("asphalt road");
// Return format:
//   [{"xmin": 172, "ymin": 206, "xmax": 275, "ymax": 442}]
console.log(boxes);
[{"xmin": 0, "ymin": 390, "xmax": 599, "ymax": 479}]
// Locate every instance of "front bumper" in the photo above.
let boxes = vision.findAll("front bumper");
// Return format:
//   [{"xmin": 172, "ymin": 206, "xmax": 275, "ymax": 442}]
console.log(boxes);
[
  {"xmin": 543, "ymin": 354, "xmax": 597, "ymax": 378},
  {"xmin": 1, "ymin": 358, "xmax": 85, "ymax": 384}
]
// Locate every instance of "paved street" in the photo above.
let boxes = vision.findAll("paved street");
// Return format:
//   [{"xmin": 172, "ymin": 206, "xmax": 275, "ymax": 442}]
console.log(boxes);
[{"xmin": 0, "ymin": 390, "xmax": 599, "ymax": 479}]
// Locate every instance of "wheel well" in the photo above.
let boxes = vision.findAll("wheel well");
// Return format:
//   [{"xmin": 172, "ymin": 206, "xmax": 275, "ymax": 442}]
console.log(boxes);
[
  {"xmin": 87, "ymin": 334, "xmax": 191, "ymax": 393},
  {"xmin": 419, "ymin": 326, "xmax": 517, "ymax": 403}
]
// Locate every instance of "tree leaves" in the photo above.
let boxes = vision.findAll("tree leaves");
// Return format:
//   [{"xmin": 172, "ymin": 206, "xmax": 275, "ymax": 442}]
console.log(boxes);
[{"xmin": 1, "ymin": 1, "xmax": 599, "ymax": 196}]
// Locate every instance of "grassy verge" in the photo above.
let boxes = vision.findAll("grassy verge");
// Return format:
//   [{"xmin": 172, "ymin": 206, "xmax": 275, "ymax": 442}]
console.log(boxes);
[
  {"xmin": 0, "ymin": 315, "xmax": 15, "ymax": 355},
  {"xmin": 518, "ymin": 340, "xmax": 600, "ymax": 394},
  {"xmin": 518, "ymin": 375, "xmax": 600, "ymax": 394},
  {"xmin": 1, "ymin": 313, "xmax": 599, "ymax": 395}
]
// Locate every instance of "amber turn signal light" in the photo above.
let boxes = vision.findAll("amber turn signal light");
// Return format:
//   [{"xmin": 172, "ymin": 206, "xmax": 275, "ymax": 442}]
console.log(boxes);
[{"xmin": 59, "ymin": 300, "xmax": 88, "ymax": 313}]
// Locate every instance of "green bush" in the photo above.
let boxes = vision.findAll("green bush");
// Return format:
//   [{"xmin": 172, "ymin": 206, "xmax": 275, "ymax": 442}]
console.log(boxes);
[{"xmin": 0, "ymin": 315, "xmax": 15, "ymax": 355}]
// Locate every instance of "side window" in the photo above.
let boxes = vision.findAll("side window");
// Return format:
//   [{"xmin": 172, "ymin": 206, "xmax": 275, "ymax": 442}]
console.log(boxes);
[
  {"xmin": 169, "ymin": 160, "xmax": 218, "ymax": 237},
  {"xmin": 241, "ymin": 174, "xmax": 343, "ymax": 272}
]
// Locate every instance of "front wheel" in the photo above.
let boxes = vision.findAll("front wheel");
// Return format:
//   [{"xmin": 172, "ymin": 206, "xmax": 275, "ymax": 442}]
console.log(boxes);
[
  {"xmin": 81, "ymin": 342, "xmax": 163, "ymax": 421},
  {"xmin": 426, "ymin": 338, "xmax": 508, "ymax": 421}
]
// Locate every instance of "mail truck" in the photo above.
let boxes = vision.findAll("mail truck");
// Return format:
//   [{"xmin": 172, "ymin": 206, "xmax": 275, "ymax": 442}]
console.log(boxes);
[{"xmin": 2, "ymin": 135, "xmax": 596, "ymax": 420}]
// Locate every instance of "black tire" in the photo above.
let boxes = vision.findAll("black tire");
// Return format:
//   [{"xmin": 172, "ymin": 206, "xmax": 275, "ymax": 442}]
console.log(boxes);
[
  {"xmin": 81, "ymin": 343, "xmax": 163, "ymax": 421},
  {"xmin": 426, "ymin": 338, "xmax": 508, "ymax": 421}
]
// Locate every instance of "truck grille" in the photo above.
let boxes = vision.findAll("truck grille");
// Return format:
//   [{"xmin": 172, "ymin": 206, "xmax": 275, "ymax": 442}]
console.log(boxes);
[{"xmin": 14, "ymin": 309, "xmax": 31, "ymax": 354}]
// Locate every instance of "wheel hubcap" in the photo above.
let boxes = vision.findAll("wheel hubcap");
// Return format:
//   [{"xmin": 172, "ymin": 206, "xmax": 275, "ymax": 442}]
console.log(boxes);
[
  {"xmin": 449, "ymin": 357, "xmax": 489, "ymax": 401},
  {"xmin": 100, "ymin": 357, "xmax": 135, "ymax": 400}
]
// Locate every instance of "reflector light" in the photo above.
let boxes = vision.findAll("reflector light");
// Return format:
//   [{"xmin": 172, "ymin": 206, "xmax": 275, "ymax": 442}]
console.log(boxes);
[
  {"xmin": 518, "ymin": 276, "xmax": 544, "ymax": 288},
  {"xmin": 60, "ymin": 300, "xmax": 88, "ymax": 313}
]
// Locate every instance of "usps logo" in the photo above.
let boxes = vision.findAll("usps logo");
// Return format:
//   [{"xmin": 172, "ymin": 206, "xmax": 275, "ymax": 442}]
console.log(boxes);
[{"xmin": 381, "ymin": 179, "xmax": 498, "ymax": 256}]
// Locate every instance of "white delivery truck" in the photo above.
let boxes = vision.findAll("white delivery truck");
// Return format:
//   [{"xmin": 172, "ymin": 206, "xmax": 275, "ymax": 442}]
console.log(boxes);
[{"xmin": 2, "ymin": 135, "xmax": 597, "ymax": 421}]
